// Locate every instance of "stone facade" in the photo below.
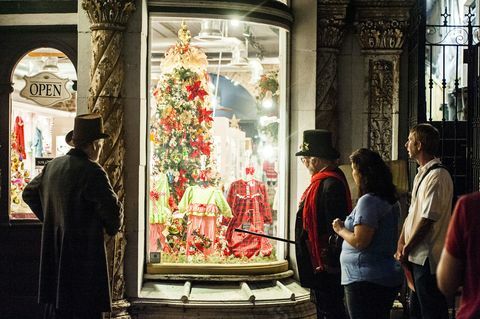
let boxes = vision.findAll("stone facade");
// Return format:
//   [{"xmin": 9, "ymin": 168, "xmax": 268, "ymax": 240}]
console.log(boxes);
[{"xmin": 82, "ymin": 0, "xmax": 135, "ymax": 317}]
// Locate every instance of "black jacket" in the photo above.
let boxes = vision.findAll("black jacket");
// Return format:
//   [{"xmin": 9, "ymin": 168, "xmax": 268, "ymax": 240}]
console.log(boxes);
[
  {"xmin": 22, "ymin": 148, "xmax": 123, "ymax": 312},
  {"xmin": 295, "ymin": 168, "xmax": 349, "ymax": 289}
]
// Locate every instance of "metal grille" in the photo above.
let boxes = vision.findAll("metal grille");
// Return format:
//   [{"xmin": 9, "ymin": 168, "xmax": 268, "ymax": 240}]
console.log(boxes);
[{"xmin": 423, "ymin": 6, "xmax": 480, "ymax": 195}]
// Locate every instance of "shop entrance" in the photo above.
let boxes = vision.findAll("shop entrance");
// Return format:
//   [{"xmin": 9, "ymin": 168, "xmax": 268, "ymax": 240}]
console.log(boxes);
[{"xmin": 0, "ymin": 26, "xmax": 77, "ymax": 318}]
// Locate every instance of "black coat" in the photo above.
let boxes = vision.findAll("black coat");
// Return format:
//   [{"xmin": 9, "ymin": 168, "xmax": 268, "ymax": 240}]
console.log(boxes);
[
  {"xmin": 295, "ymin": 168, "xmax": 349, "ymax": 289},
  {"xmin": 22, "ymin": 148, "xmax": 123, "ymax": 312}
]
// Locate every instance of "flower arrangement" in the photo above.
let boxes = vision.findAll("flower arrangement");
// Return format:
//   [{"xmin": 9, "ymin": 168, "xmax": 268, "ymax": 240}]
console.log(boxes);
[
  {"xmin": 10, "ymin": 132, "xmax": 31, "ymax": 213},
  {"xmin": 256, "ymin": 71, "xmax": 279, "ymax": 104},
  {"xmin": 162, "ymin": 213, "xmax": 188, "ymax": 258}
]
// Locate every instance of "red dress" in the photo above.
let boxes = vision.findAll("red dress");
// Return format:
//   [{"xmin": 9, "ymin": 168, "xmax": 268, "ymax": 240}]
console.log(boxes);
[
  {"xmin": 13, "ymin": 116, "xmax": 27, "ymax": 160},
  {"xmin": 226, "ymin": 179, "xmax": 273, "ymax": 258}
]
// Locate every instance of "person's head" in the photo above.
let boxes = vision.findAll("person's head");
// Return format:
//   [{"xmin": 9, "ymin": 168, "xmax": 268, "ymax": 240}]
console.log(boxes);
[
  {"xmin": 295, "ymin": 129, "xmax": 340, "ymax": 175},
  {"xmin": 349, "ymin": 148, "xmax": 397, "ymax": 204},
  {"xmin": 65, "ymin": 113, "xmax": 109, "ymax": 162},
  {"xmin": 406, "ymin": 123, "xmax": 440, "ymax": 160}
]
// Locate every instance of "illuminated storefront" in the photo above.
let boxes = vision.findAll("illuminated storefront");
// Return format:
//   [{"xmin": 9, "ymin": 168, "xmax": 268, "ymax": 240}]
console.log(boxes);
[{"xmin": 146, "ymin": 17, "xmax": 289, "ymax": 274}]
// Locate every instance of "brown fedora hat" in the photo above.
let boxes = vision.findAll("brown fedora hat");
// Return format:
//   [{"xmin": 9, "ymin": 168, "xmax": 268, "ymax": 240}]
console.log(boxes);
[
  {"xmin": 295, "ymin": 129, "xmax": 340, "ymax": 160},
  {"xmin": 65, "ymin": 113, "xmax": 110, "ymax": 147}
]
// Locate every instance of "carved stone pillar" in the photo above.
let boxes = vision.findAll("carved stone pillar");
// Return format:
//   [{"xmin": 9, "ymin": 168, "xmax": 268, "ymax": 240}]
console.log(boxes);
[
  {"xmin": 81, "ymin": 1, "xmax": 135, "ymax": 317},
  {"xmin": 355, "ymin": 1, "xmax": 412, "ymax": 160},
  {"xmin": 316, "ymin": 1, "xmax": 349, "ymax": 143}
]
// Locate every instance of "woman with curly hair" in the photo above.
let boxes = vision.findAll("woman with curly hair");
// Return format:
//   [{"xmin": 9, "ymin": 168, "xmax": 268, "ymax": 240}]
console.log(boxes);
[{"xmin": 332, "ymin": 148, "xmax": 403, "ymax": 319}]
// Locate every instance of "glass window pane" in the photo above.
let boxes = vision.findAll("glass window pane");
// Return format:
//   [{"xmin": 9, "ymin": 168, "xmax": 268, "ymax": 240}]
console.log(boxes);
[
  {"xmin": 148, "ymin": 18, "xmax": 286, "ymax": 265},
  {"xmin": 9, "ymin": 48, "xmax": 77, "ymax": 220}
]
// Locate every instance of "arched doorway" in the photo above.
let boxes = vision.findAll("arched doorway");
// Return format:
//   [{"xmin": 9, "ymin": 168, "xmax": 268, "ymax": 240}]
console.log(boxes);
[{"xmin": 0, "ymin": 28, "xmax": 77, "ymax": 318}]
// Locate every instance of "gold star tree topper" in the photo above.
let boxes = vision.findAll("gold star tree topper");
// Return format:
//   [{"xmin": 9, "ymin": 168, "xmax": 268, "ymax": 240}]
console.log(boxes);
[{"xmin": 230, "ymin": 114, "xmax": 240, "ymax": 129}]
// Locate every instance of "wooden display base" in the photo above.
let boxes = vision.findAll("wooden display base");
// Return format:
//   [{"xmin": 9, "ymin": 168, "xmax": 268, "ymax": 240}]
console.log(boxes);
[{"xmin": 146, "ymin": 260, "xmax": 289, "ymax": 276}]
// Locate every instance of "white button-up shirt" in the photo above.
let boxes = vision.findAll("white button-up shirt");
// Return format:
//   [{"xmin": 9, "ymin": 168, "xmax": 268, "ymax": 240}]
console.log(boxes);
[{"xmin": 404, "ymin": 158, "xmax": 453, "ymax": 273}]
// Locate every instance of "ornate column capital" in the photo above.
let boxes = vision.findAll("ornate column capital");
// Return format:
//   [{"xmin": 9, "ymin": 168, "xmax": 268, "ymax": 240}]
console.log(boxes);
[
  {"xmin": 357, "ymin": 19, "xmax": 407, "ymax": 51},
  {"xmin": 354, "ymin": 0, "xmax": 413, "ymax": 52},
  {"xmin": 82, "ymin": 0, "xmax": 136, "ymax": 31},
  {"xmin": 317, "ymin": 0, "xmax": 349, "ymax": 50},
  {"xmin": 318, "ymin": 18, "xmax": 347, "ymax": 50}
]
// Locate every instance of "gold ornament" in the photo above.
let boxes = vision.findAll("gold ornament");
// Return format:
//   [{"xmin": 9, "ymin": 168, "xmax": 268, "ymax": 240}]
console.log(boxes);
[{"xmin": 178, "ymin": 21, "xmax": 191, "ymax": 45}]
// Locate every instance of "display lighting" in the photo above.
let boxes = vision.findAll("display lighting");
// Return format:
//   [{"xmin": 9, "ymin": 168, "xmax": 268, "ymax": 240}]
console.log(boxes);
[
  {"xmin": 262, "ymin": 97, "xmax": 274, "ymax": 109},
  {"xmin": 230, "ymin": 19, "xmax": 240, "ymax": 27},
  {"xmin": 259, "ymin": 143, "xmax": 274, "ymax": 160}
]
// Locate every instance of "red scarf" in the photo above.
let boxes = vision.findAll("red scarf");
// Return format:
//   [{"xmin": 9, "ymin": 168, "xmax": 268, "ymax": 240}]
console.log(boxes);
[{"xmin": 301, "ymin": 168, "xmax": 352, "ymax": 271}]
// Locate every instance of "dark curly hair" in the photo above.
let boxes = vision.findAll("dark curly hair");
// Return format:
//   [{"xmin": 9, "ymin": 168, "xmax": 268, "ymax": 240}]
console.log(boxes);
[{"xmin": 349, "ymin": 148, "xmax": 398, "ymax": 204}]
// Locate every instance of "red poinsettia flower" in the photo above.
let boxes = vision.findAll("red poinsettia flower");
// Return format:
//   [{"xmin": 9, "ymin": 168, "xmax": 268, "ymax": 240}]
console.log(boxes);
[
  {"xmin": 198, "ymin": 107, "xmax": 213, "ymax": 123},
  {"xmin": 190, "ymin": 149, "xmax": 200, "ymax": 158},
  {"xmin": 200, "ymin": 142, "xmax": 211, "ymax": 156},
  {"xmin": 168, "ymin": 196, "xmax": 176, "ymax": 209},
  {"xmin": 190, "ymin": 136, "xmax": 211, "ymax": 157},
  {"xmin": 150, "ymin": 190, "xmax": 160, "ymax": 201},
  {"xmin": 177, "ymin": 169, "xmax": 189, "ymax": 187},
  {"xmin": 186, "ymin": 81, "xmax": 208, "ymax": 101}
]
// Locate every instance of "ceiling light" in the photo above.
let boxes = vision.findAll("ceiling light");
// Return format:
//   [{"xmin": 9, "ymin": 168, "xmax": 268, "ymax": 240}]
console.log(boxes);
[
  {"xmin": 42, "ymin": 57, "xmax": 59, "ymax": 73},
  {"xmin": 195, "ymin": 20, "xmax": 223, "ymax": 40}
]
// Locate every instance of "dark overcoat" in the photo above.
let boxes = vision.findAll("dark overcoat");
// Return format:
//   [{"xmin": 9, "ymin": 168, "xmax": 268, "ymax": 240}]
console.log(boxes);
[
  {"xmin": 294, "ymin": 168, "xmax": 349, "ymax": 289},
  {"xmin": 22, "ymin": 148, "xmax": 122, "ymax": 312}
]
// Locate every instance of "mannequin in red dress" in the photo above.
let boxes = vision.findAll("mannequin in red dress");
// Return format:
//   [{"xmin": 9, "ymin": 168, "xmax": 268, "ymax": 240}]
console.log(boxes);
[{"xmin": 226, "ymin": 167, "xmax": 273, "ymax": 258}]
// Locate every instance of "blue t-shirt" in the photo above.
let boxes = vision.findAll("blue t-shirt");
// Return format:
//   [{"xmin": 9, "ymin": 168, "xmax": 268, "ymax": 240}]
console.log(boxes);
[{"xmin": 340, "ymin": 193, "xmax": 403, "ymax": 286}]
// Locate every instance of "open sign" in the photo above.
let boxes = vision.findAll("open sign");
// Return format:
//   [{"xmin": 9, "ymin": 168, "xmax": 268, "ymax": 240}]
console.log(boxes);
[{"xmin": 20, "ymin": 72, "xmax": 71, "ymax": 106}]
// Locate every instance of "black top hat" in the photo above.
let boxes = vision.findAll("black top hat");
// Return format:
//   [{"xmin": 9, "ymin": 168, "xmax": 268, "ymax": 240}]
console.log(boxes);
[
  {"xmin": 65, "ymin": 113, "xmax": 110, "ymax": 147},
  {"xmin": 295, "ymin": 129, "xmax": 340, "ymax": 159}
]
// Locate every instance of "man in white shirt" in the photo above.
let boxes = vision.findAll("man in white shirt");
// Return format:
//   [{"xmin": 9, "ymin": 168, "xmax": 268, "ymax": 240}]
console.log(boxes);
[{"xmin": 395, "ymin": 123, "xmax": 453, "ymax": 319}]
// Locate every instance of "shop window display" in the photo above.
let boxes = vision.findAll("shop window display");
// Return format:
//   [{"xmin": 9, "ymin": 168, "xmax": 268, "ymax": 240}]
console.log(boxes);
[
  {"xmin": 148, "ymin": 18, "xmax": 286, "ymax": 265},
  {"xmin": 9, "ymin": 48, "xmax": 76, "ymax": 220}
]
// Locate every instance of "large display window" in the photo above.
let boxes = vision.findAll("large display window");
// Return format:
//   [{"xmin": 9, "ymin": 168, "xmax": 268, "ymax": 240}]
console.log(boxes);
[
  {"xmin": 9, "ymin": 48, "xmax": 77, "ymax": 220},
  {"xmin": 147, "ymin": 17, "xmax": 288, "ymax": 269}
]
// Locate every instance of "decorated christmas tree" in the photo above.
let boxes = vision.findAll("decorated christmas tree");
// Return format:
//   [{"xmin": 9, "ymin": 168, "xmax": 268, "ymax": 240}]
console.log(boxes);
[
  {"xmin": 150, "ymin": 22, "xmax": 218, "ymax": 205},
  {"xmin": 10, "ymin": 132, "xmax": 31, "ymax": 215}
]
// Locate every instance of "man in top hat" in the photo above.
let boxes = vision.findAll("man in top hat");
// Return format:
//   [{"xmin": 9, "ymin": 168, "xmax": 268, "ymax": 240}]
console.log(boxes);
[
  {"xmin": 22, "ymin": 113, "xmax": 123, "ymax": 319},
  {"xmin": 295, "ymin": 129, "xmax": 352, "ymax": 319}
]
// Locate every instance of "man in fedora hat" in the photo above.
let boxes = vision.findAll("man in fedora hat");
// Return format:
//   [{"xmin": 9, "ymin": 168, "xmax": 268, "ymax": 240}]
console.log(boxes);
[
  {"xmin": 295, "ymin": 129, "xmax": 352, "ymax": 319},
  {"xmin": 22, "ymin": 113, "xmax": 123, "ymax": 319}
]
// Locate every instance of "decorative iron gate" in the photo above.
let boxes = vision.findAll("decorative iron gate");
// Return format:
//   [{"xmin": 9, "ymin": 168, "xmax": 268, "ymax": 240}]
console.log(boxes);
[{"xmin": 413, "ymin": 5, "xmax": 480, "ymax": 196}]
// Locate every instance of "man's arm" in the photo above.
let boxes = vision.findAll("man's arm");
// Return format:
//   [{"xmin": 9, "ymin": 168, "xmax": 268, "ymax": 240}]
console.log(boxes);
[
  {"xmin": 395, "ymin": 223, "xmax": 406, "ymax": 261},
  {"xmin": 22, "ymin": 171, "xmax": 44, "ymax": 221},
  {"xmin": 84, "ymin": 164, "xmax": 123, "ymax": 236},
  {"xmin": 438, "ymin": 194, "xmax": 468, "ymax": 297},
  {"xmin": 437, "ymin": 248, "xmax": 464, "ymax": 297},
  {"xmin": 403, "ymin": 217, "xmax": 434, "ymax": 256}
]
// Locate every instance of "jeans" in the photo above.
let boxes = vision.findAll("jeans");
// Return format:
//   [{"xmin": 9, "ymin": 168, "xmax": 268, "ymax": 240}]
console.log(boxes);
[
  {"xmin": 344, "ymin": 281, "xmax": 399, "ymax": 319},
  {"xmin": 311, "ymin": 274, "xmax": 347, "ymax": 319},
  {"xmin": 410, "ymin": 259, "xmax": 448, "ymax": 319}
]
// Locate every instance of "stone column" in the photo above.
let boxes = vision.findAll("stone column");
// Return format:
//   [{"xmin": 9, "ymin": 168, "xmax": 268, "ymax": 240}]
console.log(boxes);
[
  {"xmin": 316, "ymin": 0, "xmax": 349, "ymax": 143},
  {"xmin": 81, "ymin": 1, "xmax": 135, "ymax": 317},
  {"xmin": 354, "ymin": 1, "xmax": 412, "ymax": 160}
]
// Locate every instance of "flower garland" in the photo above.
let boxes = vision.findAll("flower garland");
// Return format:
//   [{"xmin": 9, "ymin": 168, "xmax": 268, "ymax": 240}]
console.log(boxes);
[{"xmin": 10, "ymin": 132, "xmax": 31, "ymax": 210}]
